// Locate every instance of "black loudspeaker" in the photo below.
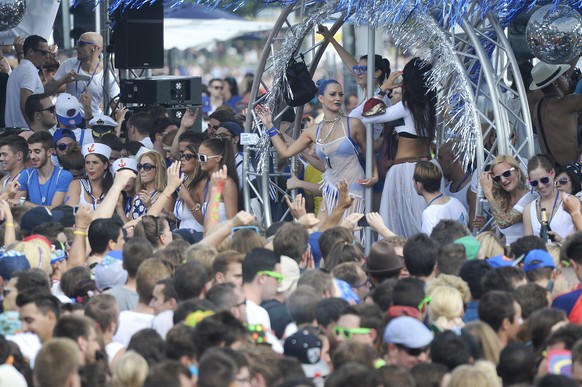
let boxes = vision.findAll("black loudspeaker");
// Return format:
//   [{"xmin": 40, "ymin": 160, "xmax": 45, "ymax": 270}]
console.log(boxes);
[
  {"xmin": 112, "ymin": 1, "xmax": 164, "ymax": 69},
  {"xmin": 120, "ymin": 76, "xmax": 202, "ymax": 105}
]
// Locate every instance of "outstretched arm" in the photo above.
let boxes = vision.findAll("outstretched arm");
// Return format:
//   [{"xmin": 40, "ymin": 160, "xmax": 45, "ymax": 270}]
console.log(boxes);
[{"xmin": 317, "ymin": 25, "xmax": 358, "ymax": 72}]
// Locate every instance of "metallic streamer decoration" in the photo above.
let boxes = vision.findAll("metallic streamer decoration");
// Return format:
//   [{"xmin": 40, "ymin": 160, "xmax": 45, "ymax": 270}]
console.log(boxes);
[
  {"xmin": 0, "ymin": 0, "xmax": 26, "ymax": 32},
  {"xmin": 526, "ymin": 4, "xmax": 582, "ymax": 64}
]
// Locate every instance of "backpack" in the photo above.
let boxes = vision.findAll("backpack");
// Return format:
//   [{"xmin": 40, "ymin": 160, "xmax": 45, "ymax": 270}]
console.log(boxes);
[{"xmin": 283, "ymin": 55, "xmax": 317, "ymax": 107}]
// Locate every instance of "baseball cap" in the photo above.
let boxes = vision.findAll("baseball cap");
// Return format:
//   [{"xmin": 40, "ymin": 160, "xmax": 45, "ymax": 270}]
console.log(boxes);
[
  {"xmin": 56, "ymin": 93, "xmax": 83, "ymax": 126},
  {"xmin": 278, "ymin": 256, "xmax": 300, "ymax": 293},
  {"xmin": 487, "ymin": 254, "xmax": 514, "ymax": 269},
  {"xmin": 53, "ymin": 128, "xmax": 76, "ymax": 144},
  {"xmin": 0, "ymin": 250, "xmax": 31, "ymax": 281},
  {"xmin": 524, "ymin": 249, "xmax": 556, "ymax": 272},
  {"xmin": 94, "ymin": 255, "xmax": 128, "ymax": 292},
  {"xmin": 21, "ymin": 207, "xmax": 64, "ymax": 234},
  {"xmin": 454, "ymin": 236, "xmax": 481, "ymax": 260},
  {"xmin": 384, "ymin": 316, "xmax": 433, "ymax": 348},
  {"xmin": 219, "ymin": 121, "xmax": 244, "ymax": 137},
  {"xmin": 284, "ymin": 330, "xmax": 330, "ymax": 378}
]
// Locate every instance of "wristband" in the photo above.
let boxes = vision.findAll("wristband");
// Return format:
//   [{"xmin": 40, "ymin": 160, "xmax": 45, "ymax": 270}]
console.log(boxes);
[
  {"xmin": 73, "ymin": 230, "xmax": 88, "ymax": 237},
  {"xmin": 267, "ymin": 127, "xmax": 279, "ymax": 138},
  {"xmin": 378, "ymin": 90, "xmax": 387, "ymax": 97},
  {"xmin": 4, "ymin": 223, "xmax": 14, "ymax": 227}
]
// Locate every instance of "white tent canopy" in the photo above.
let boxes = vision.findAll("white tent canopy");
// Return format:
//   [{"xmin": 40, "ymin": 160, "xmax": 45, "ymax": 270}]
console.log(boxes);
[{"xmin": 164, "ymin": 18, "xmax": 272, "ymax": 50}]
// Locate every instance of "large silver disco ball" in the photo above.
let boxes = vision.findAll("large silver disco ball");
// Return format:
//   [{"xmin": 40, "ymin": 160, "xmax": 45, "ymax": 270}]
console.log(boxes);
[
  {"xmin": 526, "ymin": 4, "xmax": 582, "ymax": 64},
  {"xmin": 0, "ymin": 0, "xmax": 26, "ymax": 32}
]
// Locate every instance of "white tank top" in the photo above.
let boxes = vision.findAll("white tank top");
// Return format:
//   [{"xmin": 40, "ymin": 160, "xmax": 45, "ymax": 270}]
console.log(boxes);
[{"xmin": 529, "ymin": 197, "xmax": 575, "ymax": 240}]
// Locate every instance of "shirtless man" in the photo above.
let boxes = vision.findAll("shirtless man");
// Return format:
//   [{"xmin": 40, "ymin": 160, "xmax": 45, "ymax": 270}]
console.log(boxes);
[{"xmin": 530, "ymin": 61, "xmax": 582, "ymax": 166}]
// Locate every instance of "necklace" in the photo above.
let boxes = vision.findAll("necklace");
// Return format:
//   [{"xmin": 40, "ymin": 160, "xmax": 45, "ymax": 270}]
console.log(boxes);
[
  {"xmin": 427, "ymin": 193, "xmax": 444, "ymax": 207},
  {"xmin": 317, "ymin": 114, "xmax": 343, "ymax": 144},
  {"xmin": 537, "ymin": 189, "xmax": 560, "ymax": 224},
  {"xmin": 36, "ymin": 168, "xmax": 57, "ymax": 205}
]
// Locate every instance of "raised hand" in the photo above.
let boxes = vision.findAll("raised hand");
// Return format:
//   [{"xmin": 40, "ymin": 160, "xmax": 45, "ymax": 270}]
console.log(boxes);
[
  {"xmin": 285, "ymin": 193, "xmax": 307, "ymax": 220},
  {"xmin": 210, "ymin": 165, "xmax": 228, "ymax": 188},
  {"xmin": 167, "ymin": 161, "xmax": 184, "ymax": 191},
  {"xmin": 180, "ymin": 108, "xmax": 198, "ymax": 129},
  {"xmin": 75, "ymin": 205, "xmax": 93, "ymax": 229},
  {"xmin": 113, "ymin": 169, "xmax": 136, "ymax": 190},
  {"xmin": 479, "ymin": 171, "xmax": 494, "ymax": 196},
  {"xmin": 337, "ymin": 179, "xmax": 353, "ymax": 210},
  {"xmin": 231, "ymin": 211, "xmax": 255, "ymax": 228},
  {"xmin": 254, "ymin": 104, "xmax": 273, "ymax": 128},
  {"xmin": 316, "ymin": 25, "xmax": 334, "ymax": 41},
  {"xmin": 341, "ymin": 212, "xmax": 364, "ymax": 232}
]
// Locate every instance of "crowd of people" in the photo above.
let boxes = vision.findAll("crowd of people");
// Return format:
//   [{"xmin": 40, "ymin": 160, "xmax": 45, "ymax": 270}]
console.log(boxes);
[{"xmin": 1, "ymin": 28, "xmax": 582, "ymax": 387}]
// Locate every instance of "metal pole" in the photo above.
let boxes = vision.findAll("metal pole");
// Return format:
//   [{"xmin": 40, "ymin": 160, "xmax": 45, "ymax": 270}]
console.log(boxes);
[
  {"xmin": 61, "ymin": 0, "xmax": 71, "ymax": 50},
  {"xmin": 364, "ymin": 26, "xmax": 374, "ymax": 253},
  {"xmin": 100, "ymin": 0, "xmax": 111, "ymax": 115}
]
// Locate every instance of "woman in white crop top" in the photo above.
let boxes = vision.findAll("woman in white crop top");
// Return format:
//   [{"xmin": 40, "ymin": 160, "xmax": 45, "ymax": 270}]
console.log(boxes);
[
  {"xmin": 523, "ymin": 155, "xmax": 575, "ymax": 243},
  {"xmin": 360, "ymin": 58, "xmax": 437, "ymax": 237}
]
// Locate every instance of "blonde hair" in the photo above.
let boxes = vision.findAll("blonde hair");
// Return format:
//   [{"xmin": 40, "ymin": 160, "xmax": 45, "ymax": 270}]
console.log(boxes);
[
  {"xmin": 545, "ymin": 243, "xmax": 560, "ymax": 266},
  {"xmin": 490, "ymin": 155, "xmax": 526, "ymax": 211},
  {"xmin": 428, "ymin": 285, "xmax": 464, "ymax": 330},
  {"xmin": 476, "ymin": 231, "xmax": 505, "ymax": 258},
  {"xmin": 448, "ymin": 362, "xmax": 501, "ymax": 387},
  {"xmin": 113, "ymin": 350, "xmax": 149, "ymax": 387},
  {"xmin": 135, "ymin": 151, "xmax": 167, "ymax": 193},
  {"xmin": 464, "ymin": 321, "xmax": 502, "ymax": 365},
  {"xmin": 428, "ymin": 274, "xmax": 471, "ymax": 303},
  {"xmin": 185, "ymin": 244, "xmax": 218, "ymax": 278}
]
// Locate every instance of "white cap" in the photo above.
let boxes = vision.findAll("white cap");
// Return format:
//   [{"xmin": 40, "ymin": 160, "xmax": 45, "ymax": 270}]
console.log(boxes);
[
  {"xmin": 82, "ymin": 143, "xmax": 112, "ymax": 159},
  {"xmin": 89, "ymin": 114, "xmax": 118, "ymax": 127},
  {"xmin": 56, "ymin": 93, "xmax": 83, "ymax": 126},
  {"xmin": 111, "ymin": 158, "xmax": 138, "ymax": 175}
]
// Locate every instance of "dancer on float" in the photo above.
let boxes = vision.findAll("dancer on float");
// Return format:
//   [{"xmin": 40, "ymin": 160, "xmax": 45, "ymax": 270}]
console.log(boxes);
[
  {"xmin": 360, "ymin": 58, "xmax": 436, "ymax": 237},
  {"xmin": 256, "ymin": 80, "xmax": 378, "ymax": 221},
  {"xmin": 523, "ymin": 154, "xmax": 575, "ymax": 243},
  {"xmin": 130, "ymin": 151, "xmax": 170, "ymax": 219},
  {"xmin": 477, "ymin": 155, "xmax": 536, "ymax": 245},
  {"xmin": 65, "ymin": 143, "xmax": 112, "ymax": 210},
  {"xmin": 173, "ymin": 144, "xmax": 207, "ymax": 231},
  {"xmin": 317, "ymin": 26, "xmax": 393, "ymax": 211}
]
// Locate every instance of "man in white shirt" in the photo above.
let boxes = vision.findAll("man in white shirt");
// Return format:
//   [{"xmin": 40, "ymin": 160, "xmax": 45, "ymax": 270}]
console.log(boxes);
[
  {"xmin": 149, "ymin": 278, "xmax": 178, "ymax": 339},
  {"xmin": 413, "ymin": 161, "xmax": 468, "ymax": 235},
  {"xmin": 4, "ymin": 35, "xmax": 47, "ymax": 128},
  {"xmin": 45, "ymin": 32, "xmax": 119, "ymax": 117}
]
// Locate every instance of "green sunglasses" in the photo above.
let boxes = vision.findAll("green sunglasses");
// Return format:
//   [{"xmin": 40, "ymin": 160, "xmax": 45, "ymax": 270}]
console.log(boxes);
[
  {"xmin": 333, "ymin": 326, "xmax": 371, "ymax": 340},
  {"xmin": 418, "ymin": 296, "xmax": 431, "ymax": 310},
  {"xmin": 257, "ymin": 270, "xmax": 284, "ymax": 283}
]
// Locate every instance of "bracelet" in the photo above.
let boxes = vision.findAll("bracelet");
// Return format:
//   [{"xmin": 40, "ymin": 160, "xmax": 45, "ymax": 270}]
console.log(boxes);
[
  {"xmin": 74, "ymin": 225, "xmax": 88, "ymax": 231},
  {"xmin": 267, "ymin": 127, "xmax": 279, "ymax": 138},
  {"xmin": 73, "ymin": 230, "xmax": 88, "ymax": 237},
  {"xmin": 4, "ymin": 223, "xmax": 14, "ymax": 227},
  {"xmin": 378, "ymin": 90, "xmax": 387, "ymax": 97},
  {"xmin": 161, "ymin": 191, "xmax": 171, "ymax": 200},
  {"xmin": 190, "ymin": 203, "xmax": 201, "ymax": 213}
]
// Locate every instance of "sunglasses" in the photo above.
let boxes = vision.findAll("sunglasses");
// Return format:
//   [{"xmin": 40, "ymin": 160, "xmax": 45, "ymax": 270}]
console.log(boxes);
[
  {"xmin": 38, "ymin": 105, "xmax": 56, "ymax": 114},
  {"xmin": 418, "ymin": 296, "xmax": 431, "ymax": 310},
  {"xmin": 351, "ymin": 65, "xmax": 368, "ymax": 75},
  {"xmin": 529, "ymin": 172, "xmax": 553, "ymax": 187},
  {"xmin": 333, "ymin": 326, "xmax": 371, "ymax": 340},
  {"xmin": 257, "ymin": 270, "xmax": 284, "ymax": 283},
  {"xmin": 492, "ymin": 167, "xmax": 515, "ymax": 183},
  {"xmin": 57, "ymin": 143, "xmax": 73, "ymax": 151},
  {"xmin": 396, "ymin": 344, "xmax": 430, "ymax": 357},
  {"xmin": 556, "ymin": 178, "xmax": 571, "ymax": 186},
  {"xmin": 198, "ymin": 154, "xmax": 221, "ymax": 163},
  {"xmin": 76, "ymin": 40, "xmax": 95, "ymax": 47},
  {"xmin": 137, "ymin": 163, "xmax": 156, "ymax": 172},
  {"xmin": 32, "ymin": 48, "xmax": 49, "ymax": 56},
  {"xmin": 180, "ymin": 153, "xmax": 197, "ymax": 161},
  {"xmin": 230, "ymin": 225, "xmax": 260, "ymax": 239}
]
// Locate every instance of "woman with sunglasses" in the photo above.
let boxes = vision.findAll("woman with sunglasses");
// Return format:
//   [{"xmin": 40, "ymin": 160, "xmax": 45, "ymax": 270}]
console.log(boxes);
[
  {"xmin": 173, "ymin": 144, "xmax": 207, "ymax": 231},
  {"xmin": 256, "ymin": 80, "xmax": 377, "ymax": 222},
  {"xmin": 478, "ymin": 155, "xmax": 536, "ymax": 245},
  {"xmin": 130, "ymin": 151, "xmax": 169, "ymax": 219},
  {"xmin": 554, "ymin": 163, "xmax": 582, "ymax": 196},
  {"xmin": 523, "ymin": 155, "xmax": 575, "ymax": 243},
  {"xmin": 195, "ymin": 138, "xmax": 239, "ymax": 222},
  {"xmin": 65, "ymin": 143, "xmax": 112, "ymax": 210},
  {"xmin": 359, "ymin": 58, "xmax": 436, "ymax": 237}
]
